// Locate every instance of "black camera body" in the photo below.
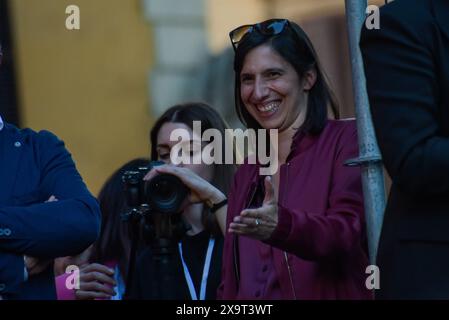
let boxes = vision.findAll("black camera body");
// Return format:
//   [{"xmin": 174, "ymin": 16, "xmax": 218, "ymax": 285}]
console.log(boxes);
[
  {"xmin": 121, "ymin": 161, "xmax": 190, "ymax": 298},
  {"xmin": 122, "ymin": 160, "xmax": 190, "ymax": 247},
  {"xmin": 122, "ymin": 161, "xmax": 188, "ymax": 214}
]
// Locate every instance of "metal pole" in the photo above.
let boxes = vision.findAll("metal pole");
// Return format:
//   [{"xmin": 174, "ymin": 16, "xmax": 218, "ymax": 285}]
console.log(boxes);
[{"xmin": 344, "ymin": 0, "xmax": 386, "ymax": 265}]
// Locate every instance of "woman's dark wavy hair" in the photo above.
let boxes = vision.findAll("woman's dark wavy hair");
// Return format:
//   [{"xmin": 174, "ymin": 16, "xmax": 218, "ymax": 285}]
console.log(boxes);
[
  {"xmin": 150, "ymin": 102, "xmax": 236, "ymax": 236},
  {"xmin": 234, "ymin": 20, "xmax": 340, "ymax": 135},
  {"xmin": 89, "ymin": 158, "xmax": 150, "ymax": 278}
]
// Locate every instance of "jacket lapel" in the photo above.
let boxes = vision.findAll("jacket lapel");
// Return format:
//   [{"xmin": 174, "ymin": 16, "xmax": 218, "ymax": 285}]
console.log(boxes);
[{"xmin": 0, "ymin": 125, "xmax": 25, "ymax": 203}]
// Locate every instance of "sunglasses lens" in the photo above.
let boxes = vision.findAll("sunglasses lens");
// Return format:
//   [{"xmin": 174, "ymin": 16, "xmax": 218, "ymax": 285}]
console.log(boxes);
[
  {"xmin": 231, "ymin": 25, "xmax": 253, "ymax": 46},
  {"xmin": 260, "ymin": 20, "xmax": 288, "ymax": 35},
  {"xmin": 230, "ymin": 19, "xmax": 288, "ymax": 49}
]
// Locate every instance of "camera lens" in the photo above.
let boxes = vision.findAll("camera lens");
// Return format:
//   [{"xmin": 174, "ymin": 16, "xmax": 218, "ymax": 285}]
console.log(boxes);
[
  {"xmin": 156, "ymin": 180, "xmax": 174, "ymax": 199},
  {"xmin": 146, "ymin": 174, "xmax": 188, "ymax": 214}
]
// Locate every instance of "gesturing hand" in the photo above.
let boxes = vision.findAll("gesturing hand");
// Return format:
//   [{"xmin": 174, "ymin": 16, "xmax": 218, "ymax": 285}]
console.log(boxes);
[{"xmin": 229, "ymin": 176, "xmax": 278, "ymax": 241}]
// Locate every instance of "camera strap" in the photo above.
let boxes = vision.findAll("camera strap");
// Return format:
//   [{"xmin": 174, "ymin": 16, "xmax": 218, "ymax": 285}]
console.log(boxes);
[{"xmin": 178, "ymin": 237, "xmax": 215, "ymax": 300}]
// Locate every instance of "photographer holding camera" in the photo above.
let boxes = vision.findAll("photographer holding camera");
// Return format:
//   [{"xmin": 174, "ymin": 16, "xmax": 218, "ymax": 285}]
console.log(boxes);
[
  {"xmin": 127, "ymin": 102, "xmax": 235, "ymax": 300},
  {"xmin": 54, "ymin": 158, "xmax": 149, "ymax": 300}
]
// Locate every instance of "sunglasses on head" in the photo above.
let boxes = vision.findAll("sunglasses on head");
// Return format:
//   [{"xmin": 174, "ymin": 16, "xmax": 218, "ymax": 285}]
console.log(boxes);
[{"xmin": 229, "ymin": 19, "xmax": 291, "ymax": 50}]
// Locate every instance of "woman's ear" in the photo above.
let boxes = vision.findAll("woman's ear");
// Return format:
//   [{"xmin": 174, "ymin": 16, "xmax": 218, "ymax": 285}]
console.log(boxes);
[{"xmin": 302, "ymin": 67, "xmax": 317, "ymax": 91}]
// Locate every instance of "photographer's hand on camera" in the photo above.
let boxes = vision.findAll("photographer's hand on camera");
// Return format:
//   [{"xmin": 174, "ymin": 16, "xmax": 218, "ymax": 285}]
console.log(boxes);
[
  {"xmin": 144, "ymin": 164, "xmax": 227, "ymax": 233},
  {"xmin": 144, "ymin": 165, "xmax": 225, "ymax": 205}
]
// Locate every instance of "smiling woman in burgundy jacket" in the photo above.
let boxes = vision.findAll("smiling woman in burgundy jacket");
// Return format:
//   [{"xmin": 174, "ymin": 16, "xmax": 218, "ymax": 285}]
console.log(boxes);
[
  {"xmin": 158, "ymin": 19, "xmax": 372, "ymax": 300},
  {"xmin": 216, "ymin": 18, "xmax": 372, "ymax": 300}
]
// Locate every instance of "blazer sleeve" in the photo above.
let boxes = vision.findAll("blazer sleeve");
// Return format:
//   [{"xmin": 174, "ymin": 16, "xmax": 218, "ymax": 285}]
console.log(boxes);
[
  {"xmin": 217, "ymin": 172, "xmax": 240, "ymax": 299},
  {"xmin": 360, "ymin": 5, "xmax": 449, "ymax": 196},
  {"xmin": 0, "ymin": 130, "xmax": 100, "ymax": 257},
  {"xmin": 0, "ymin": 252, "xmax": 26, "ymax": 295},
  {"xmin": 265, "ymin": 125, "xmax": 365, "ymax": 261}
]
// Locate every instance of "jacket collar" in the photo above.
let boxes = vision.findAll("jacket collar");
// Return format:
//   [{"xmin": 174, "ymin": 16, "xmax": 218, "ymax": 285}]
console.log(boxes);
[
  {"xmin": 249, "ymin": 121, "xmax": 326, "ymax": 182},
  {"xmin": 287, "ymin": 130, "xmax": 317, "ymax": 161},
  {"xmin": 286, "ymin": 121, "xmax": 327, "ymax": 162}
]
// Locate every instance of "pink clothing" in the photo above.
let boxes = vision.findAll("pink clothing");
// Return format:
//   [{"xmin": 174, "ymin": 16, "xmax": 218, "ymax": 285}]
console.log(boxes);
[
  {"xmin": 219, "ymin": 120, "xmax": 373, "ymax": 300},
  {"xmin": 55, "ymin": 261, "xmax": 118, "ymax": 300},
  {"xmin": 55, "ymin": 273, "xmax": 76, "ymax": 300}
]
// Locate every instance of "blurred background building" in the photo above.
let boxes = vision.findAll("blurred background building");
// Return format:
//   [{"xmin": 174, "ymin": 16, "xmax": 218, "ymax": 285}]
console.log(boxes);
[{"xmin": 0, "ymin": 0, "xmax": 383, "ymax": 194}]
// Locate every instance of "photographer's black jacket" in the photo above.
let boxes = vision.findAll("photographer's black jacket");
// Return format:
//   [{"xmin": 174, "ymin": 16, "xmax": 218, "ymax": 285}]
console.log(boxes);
[{"xmin": 128, "ymin": 230, "xmax": 223, "ymax": 300}]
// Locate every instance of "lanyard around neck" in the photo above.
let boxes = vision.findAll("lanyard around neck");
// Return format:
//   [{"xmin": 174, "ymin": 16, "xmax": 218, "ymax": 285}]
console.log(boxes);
[{"xmin": 178, "ymin": 237, "xmax": 215, "ymax": 300}]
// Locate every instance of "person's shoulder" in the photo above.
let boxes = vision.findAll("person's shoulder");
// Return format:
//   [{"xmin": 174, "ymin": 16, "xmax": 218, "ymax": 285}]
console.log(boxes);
[
  {"xmin": 21, "ymin": 127, "xmax": 69, "ymax": 164},
  {"xmin": 361, "ymin": 0, "xmax": 436, "ymax": 47},
  {"xmin": 4, "ymin": 122, "xmax": 35, "ymax": 139},
  {"xmin": 322, "ymin": 119, "xmax": 358, "ymax": 146},
  {"xmin": 33, "ymin": 130, "xmax": 67, "ymax": 155},
  {"xmin": 325, "ymin": 118, "xmax": 357, "ymax": 135},
  {"xmin": 378, "ymin": 0, "xmax": 435, "ymax": 30},
  {"xmin": 35, "ymin": 129, "xmax": 64, "ymax": 146},
  {"xmin": 380, "ymin": 0, "xmax": 432, "ymax": 18},
  {"xmin": 5, "ymin": 123, "xmax": 64, "ymax": 146}
]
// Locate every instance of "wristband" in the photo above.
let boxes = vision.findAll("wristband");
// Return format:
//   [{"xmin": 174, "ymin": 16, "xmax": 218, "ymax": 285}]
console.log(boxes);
[{"xmin": 210, "ymin": 199, "xmax": 227, "ymax": 213}]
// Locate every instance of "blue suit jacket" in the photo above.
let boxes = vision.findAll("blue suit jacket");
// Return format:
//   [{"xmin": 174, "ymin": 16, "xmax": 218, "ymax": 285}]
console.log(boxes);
[{"xmin": 0, "ymin": 122, "xmax": 101, "ymax": 299}]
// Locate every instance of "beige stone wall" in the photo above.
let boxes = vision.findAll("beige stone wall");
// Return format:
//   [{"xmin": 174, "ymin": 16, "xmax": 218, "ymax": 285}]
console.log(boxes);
[
  {"xmin": 271, "ymin": 0, "xmax": 384, "ymax": 20},
  {"xmin": 206, "ymin": 0, "xmax": 268, "ymax": 53},
  {"xmin": 10, "ymin": 0, "xmax": 153, "ymax": 194},
  {"xmin": 207, "ymin": 0, "xmax": 386, "ymax": 53}
]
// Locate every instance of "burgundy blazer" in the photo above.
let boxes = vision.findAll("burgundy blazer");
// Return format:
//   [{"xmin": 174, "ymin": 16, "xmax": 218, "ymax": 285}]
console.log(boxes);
[{"xmin": 218, "ymin": 120, "xmax": 373, "ymax": 300}]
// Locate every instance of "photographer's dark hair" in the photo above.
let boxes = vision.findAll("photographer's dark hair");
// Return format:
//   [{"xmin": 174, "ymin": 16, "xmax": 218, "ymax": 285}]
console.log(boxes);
[
  {"xmin": 150, "ymin": 102, "xmax": 236, "ymax": 236},
  {"xmin": 234, "ymin": 20, "xmax": 340, "ymax": 135},
  {"xmin": 90, "ymin": 158, "xmax": 150, "ymax": 278}
]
